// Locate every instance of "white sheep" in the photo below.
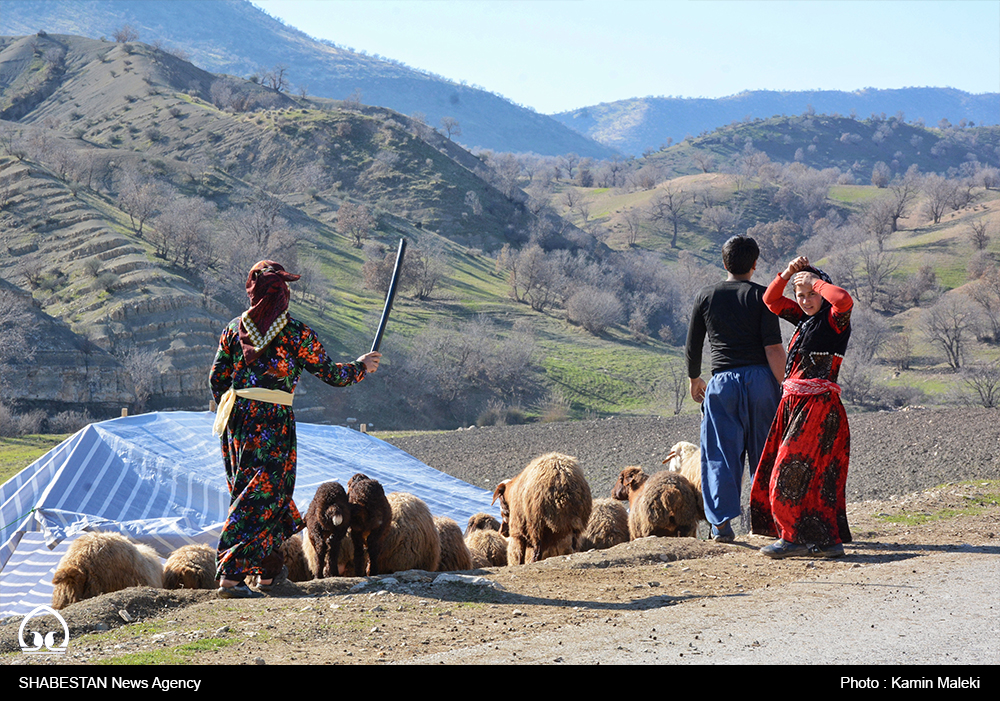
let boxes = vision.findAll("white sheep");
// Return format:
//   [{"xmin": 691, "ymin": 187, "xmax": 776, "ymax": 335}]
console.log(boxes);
[
  {"xmin": 492, "ymin": 452, "xmax": 592, "ymax": 565},
  {"xmin": 663, "ymin": 440, "xmax": 702, "ymax": 497},
  {"xmin": 51, "ymin": 531, "xmax": 163, "ymax": 609}
]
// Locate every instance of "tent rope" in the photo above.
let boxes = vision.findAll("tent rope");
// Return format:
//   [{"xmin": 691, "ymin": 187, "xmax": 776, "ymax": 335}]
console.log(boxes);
[{"xmin": 0, "ymin": 507, "xmax": 37, "ymax": 535}]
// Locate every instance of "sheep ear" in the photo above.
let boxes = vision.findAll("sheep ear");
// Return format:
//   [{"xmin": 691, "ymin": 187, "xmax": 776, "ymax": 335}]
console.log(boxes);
[{"xmin": 491, "ymin": 483, "xmax": 505, "ymax": 505}]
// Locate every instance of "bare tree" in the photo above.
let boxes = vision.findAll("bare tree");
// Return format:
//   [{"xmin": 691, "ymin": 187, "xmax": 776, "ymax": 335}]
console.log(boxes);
[
  {"xmin": 922, "ymin": 174, "xmax": 958, "ymax": 225},
  {"xmin": 336, "ymin": 201, "xmax": 375, "ymax": 247},
  {"xmin": 854, "ymin": 241, "xmax": 900, "ymax": 310},
  {"xmin": 884, "ymin": 168, "xmax": 920, "ymax": 232},
  {"xmin": 439, "ymin": 116, "xmax": 461, "ymax": 141},
  {"xmin": 617, "ymin": 208, "xmax": 644, "ymax": 247},
  {"xmin": 922, "ymin": 294, "xmax": 981, "ymax": 369},
  {"xmin": 566, "ymin": 285, "xmax": 623, "ymax": 335},
  {"xmin": 870, "ymin": 161, "xmax": 891, "ymax": 188},
  {"xmin": 846, "ymin": 305, "xmax": 890, "ymax": 363},
  {"xmin": 649, "ymin": 184, "xmax": 690, "ymax": 248},
  {"xmin": 960, "ymin": 361, "xmax": 1000, "ymax": 408},
  {"xmin": 115, "ymin": 162, "xmax": 162, "ymax": 237},
  {"xmin": 662, "ymin": 358, "xmax": 688, "ymax": 415},
  {"xmin": 969, "ymin": 218, "xmax": 991, "ymax": 250},
  {"xmin": 968, "ymin": 267, "xmax": 1000, "ymax": 342},
  {"xmin": 883, "ymin": 331, "xmax": 913, "ymax": 371},
  {"xmin": 116, "ymin": 345, "xmax": 161, "ymax": 414},
  {"xmin": 113, "ymin": 25, "xmax": 139, "ymax": 43}
]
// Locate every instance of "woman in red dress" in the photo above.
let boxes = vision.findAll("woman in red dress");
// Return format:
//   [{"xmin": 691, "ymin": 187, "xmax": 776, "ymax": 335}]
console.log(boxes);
[{"xmin": 750, "ymin": 256, "xmax": 853, "ymax": 558}]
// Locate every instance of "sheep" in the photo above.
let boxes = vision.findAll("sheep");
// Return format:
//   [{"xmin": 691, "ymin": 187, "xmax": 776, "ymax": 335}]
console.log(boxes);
[
  {"xmin": 465, "ymin": 512, "xmax": 501, "ymax": 536},
  {"xmin": 304, "ymin": 481, "xmax": 352, "ymax": 579},
  {"xmin": 162, "ymin": 543, "xmax": 217, "ymax": 590},
  {"xmin": 279, "ymin": 534, "xmax": 312, "ymax": 582},
  {"xmin": 434, "ymin": 516, "xmax": 473, "ymax": 572},
  {"xmin": 612, "ymin": 466, "xmax": 702, "ymax": 539},
  {"xmin": 576, "ymin": 498, "xmax": 630, "ymax": 551},
  {"xmin": 663, "ymin": 441, "xmax": 702, "ymax": 497},
  {"xmin": 492, "ymin": 452, "xmax": 592, "ymax": 566},
  {"xmin": 346, "ymin": 473, "xmax": 392, "ymax": 576},
  {"xmin": 51, "ymin": 531, "xmax": 163, "ymax": 610},
  {"xmin": 464, "ymin": 528, "xmax": 508, "ymax": 568},
  {"xmin": 374, "ymin": 492, "xmax": 441, "ymax": 574},
  {"xmin": 302, "ymin": 527, "xmax": 356, "ymax": 577}
]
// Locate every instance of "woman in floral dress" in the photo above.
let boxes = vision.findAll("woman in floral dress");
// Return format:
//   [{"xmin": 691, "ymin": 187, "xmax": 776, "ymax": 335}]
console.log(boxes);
[
  {"xmin": 750, "ymin": 256, "xmax": 853, "ymax": 559},
  {"xmin": 210, "ymin": 260, "xmax": 381, "ymax": 597}
]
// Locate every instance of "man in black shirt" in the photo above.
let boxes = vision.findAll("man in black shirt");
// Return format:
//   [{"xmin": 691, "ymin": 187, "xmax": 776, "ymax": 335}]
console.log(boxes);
[{"xmin": 685, "ymin": 235, "xmax": 785, "ymax": 542}]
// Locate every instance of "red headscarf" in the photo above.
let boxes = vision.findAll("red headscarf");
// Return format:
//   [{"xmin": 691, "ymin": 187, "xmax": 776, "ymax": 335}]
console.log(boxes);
[{"xmin": 239, "ymin": 260, "xmax": 300, "ymax": 364}]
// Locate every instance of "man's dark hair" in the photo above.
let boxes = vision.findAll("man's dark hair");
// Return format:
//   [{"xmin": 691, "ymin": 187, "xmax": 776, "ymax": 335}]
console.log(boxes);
[{"xmin": 721, "ymin": 235, "xmax": 759, "ymax": 275}]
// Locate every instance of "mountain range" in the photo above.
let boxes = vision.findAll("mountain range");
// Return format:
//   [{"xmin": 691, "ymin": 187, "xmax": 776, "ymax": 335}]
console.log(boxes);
[{"xmin": 3, "ymin": 0, "xmax": 997, "ymax": 158}]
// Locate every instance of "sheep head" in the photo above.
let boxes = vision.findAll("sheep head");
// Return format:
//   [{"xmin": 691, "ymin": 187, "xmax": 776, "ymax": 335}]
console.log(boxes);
[
  {"xmin": 612, "ymin": 466, "xmax": 648, "ymax": 502},
  {"xmin": 491, "ymin": 480, "xmax": 511, "ymax": 537},
  {"xmin": 662, "ymin": 441, "xmax": 699, "ymax": 471}
]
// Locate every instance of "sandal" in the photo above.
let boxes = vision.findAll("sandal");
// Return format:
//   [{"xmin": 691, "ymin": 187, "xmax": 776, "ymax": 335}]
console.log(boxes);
[
  {"xmin": 760, "ymin": 538, "xmax": 810, "ymax": 559},
  {"xmin": 257, "ymin": 564, "xmax": 288, "ymax": 592},
  {"xmin": 217, "ymin": 581, "xmax": 263, "ymax": 599},
  {"xmin": 808, "ymin": 542, "xmax": 845, "ymax": 558}
]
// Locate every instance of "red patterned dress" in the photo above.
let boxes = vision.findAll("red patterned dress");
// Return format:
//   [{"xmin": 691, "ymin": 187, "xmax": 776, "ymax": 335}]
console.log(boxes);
[
  {"xmin": 209, "ymin": 317, "xmax": 367, "ymax": 580},
  {"xmin": 749, "ymin": 274, "xmax": 853, "ymax": 548}
]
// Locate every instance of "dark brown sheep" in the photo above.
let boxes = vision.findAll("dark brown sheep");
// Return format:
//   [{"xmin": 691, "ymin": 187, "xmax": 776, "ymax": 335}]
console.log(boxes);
[
  {"xmin": 613, "ymin": 466, "xmax": 702, "ymax": 539},
  {"xmin": 346, "ymin": 473, "xmax": 391, "ymax": 576},
  {"xmin": 304, "ymin": 481, "xmax": 352, "ymax": 579},
  {"xmin": 492, "ymin": 452, "xmax": 592, "ymax": 566}
]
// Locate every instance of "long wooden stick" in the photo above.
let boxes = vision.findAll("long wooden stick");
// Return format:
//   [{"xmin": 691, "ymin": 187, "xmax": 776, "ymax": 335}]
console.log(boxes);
[{"xmin": 370, "ymin": 238, "xmax": 407, "ymax": 353}]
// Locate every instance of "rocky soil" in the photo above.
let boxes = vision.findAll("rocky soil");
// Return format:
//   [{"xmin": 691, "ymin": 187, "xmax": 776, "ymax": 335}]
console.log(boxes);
[{"xmin": 2, "ymin": 406, "xmax": 998, "ymax": 668}]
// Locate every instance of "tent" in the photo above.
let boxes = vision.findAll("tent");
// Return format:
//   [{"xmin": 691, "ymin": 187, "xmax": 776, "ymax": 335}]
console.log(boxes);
[{"xmin": 0, "ymin": 411, "xmax": 495, "ymax": 617}]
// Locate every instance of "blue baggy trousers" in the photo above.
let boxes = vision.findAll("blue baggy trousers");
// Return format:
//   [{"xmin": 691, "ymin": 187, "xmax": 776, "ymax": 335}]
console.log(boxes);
[{"xmin": 700, "ymin": 364, "xmax": 781, "ymax": 527}]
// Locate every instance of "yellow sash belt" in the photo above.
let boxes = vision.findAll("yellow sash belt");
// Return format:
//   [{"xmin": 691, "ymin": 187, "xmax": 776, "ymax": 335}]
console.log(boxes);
[{"xmin": 212, "ymin": 387, "xmax": 294, "ymax": 438}]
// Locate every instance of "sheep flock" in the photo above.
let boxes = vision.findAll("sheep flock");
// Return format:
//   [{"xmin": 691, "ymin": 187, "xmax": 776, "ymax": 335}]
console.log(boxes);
[{"xmin": 49, "ymin": 443, "xmax": 706, "ymax": 609}]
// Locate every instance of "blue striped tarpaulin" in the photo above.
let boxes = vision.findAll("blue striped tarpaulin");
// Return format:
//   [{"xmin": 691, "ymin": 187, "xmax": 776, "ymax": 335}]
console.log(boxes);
[{"xmin": 0, "ymin": 411, "xmax": 495, "ymax": 617}]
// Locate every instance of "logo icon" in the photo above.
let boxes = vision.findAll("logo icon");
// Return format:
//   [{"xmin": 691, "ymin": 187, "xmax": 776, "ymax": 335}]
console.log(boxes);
[{"xmin": 19, "ymin": 605, "xmax": 69, "ymax": 655}]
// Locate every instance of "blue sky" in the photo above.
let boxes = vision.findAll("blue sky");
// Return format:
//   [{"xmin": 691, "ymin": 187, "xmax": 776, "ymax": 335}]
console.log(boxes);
[{"xmin": 252, "ymin": 0, "xmax": 1000, "ymax": 114}]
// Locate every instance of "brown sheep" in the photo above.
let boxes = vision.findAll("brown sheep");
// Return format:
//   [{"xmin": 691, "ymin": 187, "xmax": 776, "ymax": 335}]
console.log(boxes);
[
  {"xmin": 492, "ymin": 452, "xmax": 592, "ymax": 566},
  {"xmin": 279, "ymin": 534, "xmax": 312, "ymax": 582},
  {"xmin": 613, "ymin": 466, "xmax": 702, "ymax": 539},
  {"xmin": 663, "ymin": 441, "xmax": 703, "ymax": 497},
  {"xmin": 162, "ymin": 543, "xmax": 217, "ymax": 590},
  {"xmin": 576, "ymin": 498, "xmax": 630, "ymax": 551},
  {"xmin": 346, "ymin": 473, "xmax": 392, "ymax": 576},
  {"xmin": 302, "ymin": 527, "xmax": 356, "ymax": 577},
  {"xmin": 51, "ymin": 531, "xmax": 163, "ymax": 610},
  {"xmin": 375, "ymin": 492, "xmax": 441, "ymax": 574},
  {"xmin": 305, "ymin": 481, "xmax": 352, "ymax": 579},
  {"xmin": 464, "ymin": 528, "xmax": 507, "ymax": 568},
  {"xmin": 465, "ymin": 512, "xmax": 501, "ymax": 536},
  {"xmin": 434, "ymin": 516, "xmax": 473, "ymax": 572}
]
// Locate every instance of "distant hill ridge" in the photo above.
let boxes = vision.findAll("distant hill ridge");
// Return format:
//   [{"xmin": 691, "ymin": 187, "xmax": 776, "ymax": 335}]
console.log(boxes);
[
  {"xmin": 553, "ymin": 88, "xmax": 1000, "ymax": 156},
  {"xmin": 0, "ymin": 0, "xmax": 617, "ymax": 157}
]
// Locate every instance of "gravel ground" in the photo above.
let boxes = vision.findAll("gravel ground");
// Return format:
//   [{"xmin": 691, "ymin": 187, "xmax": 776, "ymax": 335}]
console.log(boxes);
[
  {"xmin": 387, "ymin": 405, "xmax": 1000, "ymax": 506},
  {"xmin": 2, "ymin": 405, "xmax": 998, "ymax": 671}
]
